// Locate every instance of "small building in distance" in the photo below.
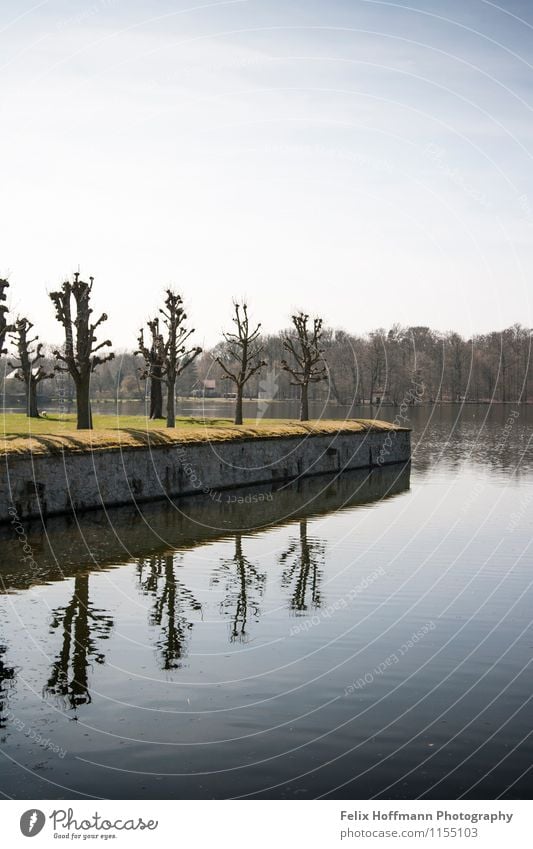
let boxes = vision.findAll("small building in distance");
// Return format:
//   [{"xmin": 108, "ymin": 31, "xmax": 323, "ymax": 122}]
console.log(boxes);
[
  {"xmin": 371, "ymin": 386, "xmax": 391, "ymax": 405},
  {"xmin": 191, "ymin": 378, "xmax": 218, "ymax": 398}
]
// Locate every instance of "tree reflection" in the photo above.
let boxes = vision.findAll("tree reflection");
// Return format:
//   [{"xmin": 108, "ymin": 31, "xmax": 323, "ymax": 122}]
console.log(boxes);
[
  {"xmin": 279, "ymin": 520, "xmax": 325, "ymax": 613},
  {"xmin": 211, "ymin": 534, "xmax": 266, "ymax": 642},
  {"xmin": 45, "ymin": 574, "xmax": 113, "ymax": 709},
  {"xmin": 138, "ymin": 555, "xmax": 202, "ymax": 669},
  {"xmin": 0, "ymin": 643, "xmax": 15, "ymax": 729}
]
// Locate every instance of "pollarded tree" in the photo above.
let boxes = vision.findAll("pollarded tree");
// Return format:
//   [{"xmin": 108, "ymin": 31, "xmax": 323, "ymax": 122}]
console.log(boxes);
[
  {"xmin": 211, "ymin": 534, "xmax": 266, "ymax": 643},
  {"xmin": 8, "ymin": 317, "xmax": 54, "ymax": 417},
  {"xmin": 45, "ymin": 574, "xmax": 113, "ymax": 709},
  {"xmin": 49, "ymin": 272, "xmax": 114, "ymax": 429},
  {"xmin": 137, "ymin": 554, "xmax": 202, "ymax": 670},
  {"xmin": 215, "ymin": 302, "xmax": 266, "ymax": 425},
  {"xmin": 159, "ymin": 289, "xmax": 202, "ymax": 428},
  {"xmin": 0, "ymin": 643, "xmax": 15, "ymax": 730},
  {"xmin": 0, "ymin": 279, "xmax": 12, "ymax": 354},
  {"xmin": 279, "ymin": 519, "xmax": 324, "ymax": 612},
  {"xmin": 137, "ymin": 318, "xmax": 165, "ymax": 420},
  {"xmin": 281, "ymin": 312, "xmax": 327, "ymax": 421}
]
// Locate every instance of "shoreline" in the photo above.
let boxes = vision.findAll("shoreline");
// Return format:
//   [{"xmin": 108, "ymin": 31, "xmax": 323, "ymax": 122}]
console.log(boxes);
[
  {"xmin": 0, "ymin": 424, "xmax": 411, "ymax": 523},
  {"xmin": 0, "ymin": 417, "xmax": 407, "ymax": 457}
]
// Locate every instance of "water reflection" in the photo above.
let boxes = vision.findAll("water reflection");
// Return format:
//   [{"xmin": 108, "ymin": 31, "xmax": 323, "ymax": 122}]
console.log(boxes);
[
  {"xmin": 45, "ymin": 574, "xmax": 113, "ymax": 709},
  {"xmin": 280, "ymin": 520, "xmax": 324, "ymax": 614},
  {"xmin": 212, "ymin": 534, "xmax": 266, "ymax": 642},
  {"xmin": 90, "ymin": 401, "xmax": 533, "ymax": 475},
  {"xmin": 406, "ymin": 405, "xmax": 533, "ymax": 476},
  {"xmin": 0, "ymin": 644, "xmax": 15, "ymax": 729},
  {"xmin": 0, "ymin": 463, "xmax": 410, "ymax": 592},
  {"xmin": 137, "ymin": 555, "xmax": 202, "ymax": 669},
  {"xmin": 2, "ymin": 409, "xmax": 533, "ymax": 800},
  {"xmin": 0, "ymin": 464, "xmax": 410, "ymax": 715}
]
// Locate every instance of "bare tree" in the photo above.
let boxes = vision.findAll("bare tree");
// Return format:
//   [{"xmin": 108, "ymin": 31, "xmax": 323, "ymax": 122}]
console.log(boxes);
[
  {"xmin": 158, "ymin": 290, "xmax": 202, "ymax": 428},
  {"xmin": 45, "ymin": 574, "xmax": 113, "ymax": 710},
  {"xmin": 211, "ymin": 534, "xmax": 266, "ymax": 642},
  {"xmin": 366, "ymin": 330, "xmax": 386, "ymax": 405},
  {"xmin": 0, "ymin": 645, "xmax": 15, "ymax": 730},
  {"xmin": 215, "ymin": 302, "xmax": 266, "ymax": 425},
  {"xmin": 49, "ymin": 272, "xmax": 114, "ymax": 429},
  {"xmin": 8, "ymin": 318, "xmax": 54, "ymax": 417},
  {"xmin": 279, "ymin": 519, "xmax": 324, "ymax": 612},
  {"xmin": 0, "ymin": 278, "xmax": 12, "ymax": 354},
  {"xmin": 281, "ymin": 312, "xmax": 327, "ymax": 421},
  {"xmin": 137, "ymin": 318, "xmax": 165, "ymax": 419},
  {"xmin": 137, "ymin": 554, "xmax": 202, "ymax": 669}
]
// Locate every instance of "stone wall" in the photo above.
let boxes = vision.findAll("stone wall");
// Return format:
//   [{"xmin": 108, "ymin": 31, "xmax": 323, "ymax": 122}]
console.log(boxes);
[
  {"xmin": 0, "ymin": 428, "xmax": 411, "ymax": 523},
  {"xmin": 0, "ymin": 463, "xmax": 411, "ymax": 587}
]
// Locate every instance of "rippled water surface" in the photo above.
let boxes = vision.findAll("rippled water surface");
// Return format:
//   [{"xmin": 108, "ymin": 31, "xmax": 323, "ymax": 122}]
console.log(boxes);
[{"xmin": 0, "ymin": 405, "xmax": 532, "ymax": 799}]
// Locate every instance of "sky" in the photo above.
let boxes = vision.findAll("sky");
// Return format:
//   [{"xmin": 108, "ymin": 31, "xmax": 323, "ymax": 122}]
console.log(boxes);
[{"xmin": 1, "ymin": 0, "xmax": 533, "ymax": 349}]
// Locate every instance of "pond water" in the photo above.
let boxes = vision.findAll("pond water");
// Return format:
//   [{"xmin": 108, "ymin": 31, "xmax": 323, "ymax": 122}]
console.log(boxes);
[{"xmin": 0, "ymin": 404, "xmax": 532, "ymax": 799}]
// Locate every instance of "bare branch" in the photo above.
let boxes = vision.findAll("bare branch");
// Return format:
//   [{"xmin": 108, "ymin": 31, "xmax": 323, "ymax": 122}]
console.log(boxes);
[
  {"xmin": 140, "ymin": 290, "xmax": 202, "ymax": 426},
  {"xmin": 49, "ymin": 272, "xmax": 113, "ymax": 428},
  {"xmin": 0, "ymin": 278, "xmax": 13, "ymax": 354},
  {"xmin": 217, "ymin": 301, "xmax": 266, "ymax": 424},
  {"xmin": 281, "ymin": 311, "xmax": 327, "ymax": 421}
]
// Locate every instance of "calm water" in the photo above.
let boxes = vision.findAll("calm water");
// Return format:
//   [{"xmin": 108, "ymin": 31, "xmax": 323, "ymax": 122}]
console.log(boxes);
[{"xmin": 0, "ymin": 404, "xmax": 532, "ymax": 800}]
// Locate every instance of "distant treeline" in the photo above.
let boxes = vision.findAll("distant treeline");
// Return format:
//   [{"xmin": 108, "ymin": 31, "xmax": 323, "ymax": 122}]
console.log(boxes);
[{"xmin": 3, "ymin": 323, "xmax": 532, "ymax": 407}]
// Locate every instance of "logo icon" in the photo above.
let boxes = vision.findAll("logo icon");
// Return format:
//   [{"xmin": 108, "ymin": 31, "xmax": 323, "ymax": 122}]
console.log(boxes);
[{"xmin": 20, "ymin": 810, "xmax": 46, "ymax": 837}]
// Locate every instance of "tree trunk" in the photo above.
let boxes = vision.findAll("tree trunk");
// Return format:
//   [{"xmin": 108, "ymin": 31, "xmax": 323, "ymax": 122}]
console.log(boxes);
[
  {"xmin": 150, "ymin": 366, "xmax": 164, "ymax": 419},
  {"xmin": 166, "ymin": 379, "xmax": 176, "ymax": 428},
  {"xmin": 71, "ymin": 574, "xmax": 91, "ymax": 704},
  {"xmin": 328, "ymin": 372, "xmax": 343, "ymax": 405},
  {"xmin": 300, "ymin": 382, "xmax": 309, "ymax": 421},
  {"xmin": 76, "ymin": 378, "xmax": 93, "ymax": 429},
  {"xmin": 235, "ymin": 386, "xmax": 243, "ymax": 425},
  {"xmin": 27, "ymin": 378, "xmax": 39, "ymax": 418}
]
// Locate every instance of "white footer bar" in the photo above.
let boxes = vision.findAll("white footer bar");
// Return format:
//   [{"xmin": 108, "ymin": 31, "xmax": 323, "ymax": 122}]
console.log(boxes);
[{"xmin": 3, "ymin": 800, "xmax": 529, "ymax": 847}]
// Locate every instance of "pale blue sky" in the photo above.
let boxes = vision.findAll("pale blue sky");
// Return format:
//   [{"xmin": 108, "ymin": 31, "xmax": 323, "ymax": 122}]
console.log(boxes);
[{"xmin": 1, "ymin": 0, "xmax": 533, "ymax": 347}]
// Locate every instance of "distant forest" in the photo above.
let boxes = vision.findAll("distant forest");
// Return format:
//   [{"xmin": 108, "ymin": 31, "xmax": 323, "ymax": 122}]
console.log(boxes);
[{"xmin": 2, "ymin": 323, "xmax": 532, "ymax": 408}]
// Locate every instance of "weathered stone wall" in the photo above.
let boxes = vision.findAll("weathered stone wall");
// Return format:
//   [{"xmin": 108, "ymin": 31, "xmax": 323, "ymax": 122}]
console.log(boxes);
[
  {"xmin": 0, "ymin": 429, "xmax": 410, "ymax": 522},
  {"xmin": 0, "ymin": 463, "xmax": 411, "ymax": 587}
]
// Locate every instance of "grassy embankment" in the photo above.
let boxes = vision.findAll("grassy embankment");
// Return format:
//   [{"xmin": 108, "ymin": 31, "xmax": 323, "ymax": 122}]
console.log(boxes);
[{"xmin": 0, "ymin": 413, "xmax": 404, "ymax": 456}]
